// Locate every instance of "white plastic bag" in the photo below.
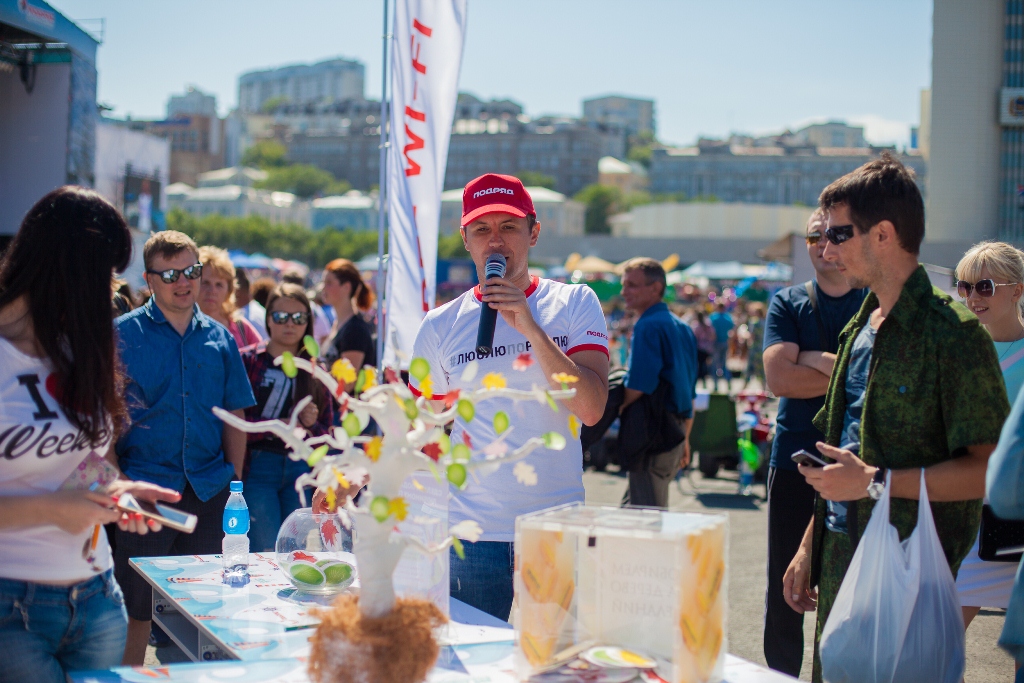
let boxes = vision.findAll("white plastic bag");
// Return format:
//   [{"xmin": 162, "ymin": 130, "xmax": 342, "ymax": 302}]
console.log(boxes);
[{"xmin": 819, "ymin": 470, "xmax": 965, "ymax": 683}]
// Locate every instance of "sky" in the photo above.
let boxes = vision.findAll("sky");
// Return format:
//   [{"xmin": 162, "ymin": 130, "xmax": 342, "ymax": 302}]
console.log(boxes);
[{"xmin": 50, "ymin": 0, "xmax": 932, "ymax": 148}]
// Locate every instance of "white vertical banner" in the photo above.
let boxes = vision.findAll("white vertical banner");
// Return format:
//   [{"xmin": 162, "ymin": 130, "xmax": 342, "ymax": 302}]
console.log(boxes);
[{"xmin": 384, "ymin": 0, "xmax": 468, "ymax": 367}]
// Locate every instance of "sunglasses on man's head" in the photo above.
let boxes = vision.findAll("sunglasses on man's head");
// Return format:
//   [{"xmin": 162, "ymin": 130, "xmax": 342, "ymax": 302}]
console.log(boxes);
[
  {"xmin": 824, "ymin": 224, "xmax": 856, "ymax": 245},
  {"xmin": 146, "ymin": 263, "xmax": 203, "ymax": 284},
  {"xmin": 957, "ymin": 279, "xmax": 1020, "ymax": 299},
  {"xmin": 270, "ymin": 311, "xmax": 309, "ymax": 326}
]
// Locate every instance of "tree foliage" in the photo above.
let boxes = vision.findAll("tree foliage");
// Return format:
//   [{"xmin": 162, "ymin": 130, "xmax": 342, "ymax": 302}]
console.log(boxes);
[
  {"xmin": 167, "ymin": 209, "xmax": 380, "ymax": 268},
  {"xmin": 255, "ymin": 164, "xmax": 352, "ymax": 199},
  {"xmin": 167, "ymin": 210, "xmax": 470, "ymax": 269},
  {"xmin": 516, "ymin": 170, "xmax": 557, "ymax": 189},
  {"xmin": 240, "ymin": 139, "xmax": 288, "ymax": 169},
  {"xmin": 574, "ymin": 184, "xmax": 621, "ymax": 235}
]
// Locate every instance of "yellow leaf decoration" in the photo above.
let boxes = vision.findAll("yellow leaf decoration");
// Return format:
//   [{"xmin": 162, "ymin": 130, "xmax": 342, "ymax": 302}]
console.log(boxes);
[
  {"xmin": 325, "ymin": 486, "xmax": 337, "ymax": 512},
  {"xmin": 420, "ymin": 374, "xmax": 434, "ymax": 400},
  {"xmin": 331, "ymin": 359, "xmax": 357, "ymax": 385},
  {"xmin": 361, "ymin": 367, "xmax": 378, "ymax": 391},
  {"xmin": 481, "ymin": 372, "xmax": 507, "ymax": 390},
  {"xmin": 551, "ymin": 372, "xmax": 579, "ymax": 385},
  {"xmin": 568, "ymin": 414, "xmax": 580, "ymax": 439},
  {"xmin": 365, "ymin": 436, "xmax": 383, "ymax": 462},
  {"xmin": 388, "ymin": 496, "xmax": 408, "ymax": 522},
  {"xmin": 333, "ymin": 468, "xmax": 350, "ymax": 490}
]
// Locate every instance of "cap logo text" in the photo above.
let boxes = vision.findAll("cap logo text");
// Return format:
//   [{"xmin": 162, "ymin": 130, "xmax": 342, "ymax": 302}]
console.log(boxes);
[{"xmin": 473, "ymin": 187, "xmax": 515, "ymax": 199}]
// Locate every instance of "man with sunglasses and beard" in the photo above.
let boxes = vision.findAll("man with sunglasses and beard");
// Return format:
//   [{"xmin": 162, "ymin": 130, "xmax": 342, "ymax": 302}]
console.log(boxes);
[
  {"xmin": 113, "ymin": 231, "xmax": 255, "ymax": 664},
  {"xmin": 782, "ymin": 153, "xmax": 1009, "ymax": 682},
  {"xmin": 761, "ymin": 208, "xmax": 866, "ymax": 677}
]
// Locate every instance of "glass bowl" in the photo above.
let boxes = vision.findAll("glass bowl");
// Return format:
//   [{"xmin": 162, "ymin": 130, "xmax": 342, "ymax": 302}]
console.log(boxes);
[{"xmin": 275, "ymin": 508, "xmax": 356, "ymax": 594}]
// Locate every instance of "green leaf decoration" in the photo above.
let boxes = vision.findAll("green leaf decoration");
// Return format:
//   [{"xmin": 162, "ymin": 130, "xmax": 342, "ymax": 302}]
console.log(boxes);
[
  {"xmin": 281, "ymin": 351, "xmax": 297, "ymax": 378},
  {"xmin": 452, "ymin": 443, "xmax": 471, "ymax": 462},
  {"xmin": 545, "ymin": 392, "xmax": 559, "ymax": 413},
  {"xmin": 457, "ymin": 399, "xmax": 475, "ymax": 422},
  {"xmin": 428, "ymin": 461, "xmax": 443, "ymax": 484},
  {"xmin": 543, "ymin": 432, "xmax": 567, "ymax": 450},
  {"xmin": 493, "ymin": 411, "xmax": 509, "ymax": 435},
  {"xmin": 447, "ymin": 462, "xmax": 468, "ymax": 488},
  {"xmin": 307, "ymin": 445, "xmax": 329, "ymax": 467},
  {"xmin": 403, "ymin": 398, "xmax": 419, "ymax": 420},
  {"xmin": 303, "ymin": 335, "xmax": 320, "ymax": 358},
  {"xmin": 409, "ymin": 357, "xmax": 430, "ymax": 382},
  {"xmin": 354, "ymin": 368, "xmax": 367, "ymax": 395},
  {"xmin": 342, "ymin": 412, "xmax": 362, "ymax": 437},
  {"xmin": 438, "ymin": 433, "xmax": 451, "ymax": 455},
  {"xmin": 370, "ymin": 495, "xmax": 390, "ymax": 522},
  {"xmin": 452, "ymin": 536, "xmax": 465, "ymax": 561}
]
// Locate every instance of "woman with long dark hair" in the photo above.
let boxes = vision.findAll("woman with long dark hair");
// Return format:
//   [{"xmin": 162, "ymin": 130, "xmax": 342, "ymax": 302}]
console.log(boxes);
[
  {"xmin": 0, "ymin": 187, "xmax": 180, "ymax": 681},
  {"xmin": 241, "ymin": 283, "xmax": 334, "ymax": 551},
  {"xmin": 320, "ymin": 259, "xmax": 376, "ymax": 390}
]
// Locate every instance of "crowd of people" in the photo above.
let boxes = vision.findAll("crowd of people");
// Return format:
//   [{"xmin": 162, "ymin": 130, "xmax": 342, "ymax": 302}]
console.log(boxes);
[{"xmin": 4, "ymin": 157, "xmax": 1024, "ymax": 683}]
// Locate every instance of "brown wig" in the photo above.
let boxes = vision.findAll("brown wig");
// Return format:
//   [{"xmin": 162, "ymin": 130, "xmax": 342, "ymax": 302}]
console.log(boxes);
[
  {"xmin": 265, "ymin": 283, "xmax": 326, "ymax": 411},
  {"xmin": 324, "ymin": 258, "xmax": 375, "ymax": 311},
  {"xmin": 0, "ymin": 187, "xmax": 132, "ymax": 444}
]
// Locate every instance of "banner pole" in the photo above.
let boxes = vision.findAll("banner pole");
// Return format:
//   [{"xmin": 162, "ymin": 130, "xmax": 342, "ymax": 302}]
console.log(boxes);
[{"xmin": 374, "ymin": 0, "xmax": 390, "ymax": 371}]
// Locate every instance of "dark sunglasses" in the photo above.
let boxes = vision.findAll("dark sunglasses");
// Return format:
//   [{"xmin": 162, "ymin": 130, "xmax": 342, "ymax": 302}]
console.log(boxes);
[
  {"xmin": 957, "ymin": 279, "xmax": 1020, "ymax": 299},
  {"xmin": 824, "ymin": 224, "xmax": 856, "ymax": 245},
  {"xmin": 270, "ymin": 311, "xmax": 310, "ymax": 326},
  {"xmin": 806, "ymin": 230, "xmax": 823, "ymax": 245},
  {"xmin": 146, "ymin": 263, "xmax": 203, "ymax": 283}
]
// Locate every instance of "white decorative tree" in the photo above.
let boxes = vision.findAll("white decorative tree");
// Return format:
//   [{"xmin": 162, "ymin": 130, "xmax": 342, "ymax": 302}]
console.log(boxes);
[{"xmin": 214, "ymin": 341, "xmax": 577, "ymax": 622}]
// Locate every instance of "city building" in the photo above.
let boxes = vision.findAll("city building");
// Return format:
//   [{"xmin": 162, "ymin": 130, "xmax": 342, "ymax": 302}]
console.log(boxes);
[
  {"xmin": 608, "ymin": 202, "xmax": 815, "ymax": 240},
  {"xmin": 583, "ymin": 95, "xmax": 656, "ymax": 138},
  {"xmin": 1, "ymin": 1, "xmax": 99, "ymax": 239},
  {"xmin": 648, "ymin": 133, "xmax": 925, "ymax": 206},
  {"xmin": 95, "ymin": 119, "xmax": 171, "ymax": 231},
  {"xmin": 107, "ymin": 87, "xmax": 226, "ymax": 186},
  {"xmin": 167, "ymin": 184, "xmax": 309, "ymax": 226},
  {"xmin": 439, "ymin": 186, "xmax": 584, "ymax": 236},
  {"xmin": 168, "ymin": 85, "xmax": 218, "ymax": 119},
  {"xmin": 598, "ymin": 156, "xmax": 647, "ymax": 193},
  {"xmin": 928, "ymin": 0, "xmax": 1020, "ymax": 243},
  {"xmin": 197, "ymin": 165, "xmax": 267, "ymax": 188},
  {"xmin": 444, "ymin": 103, "xmax": 602, "ymax": 196},
  {"xmin": 310, "ymin": 191, "xmax": 377, "ymax": 231},
  {"xmin": 789, "ymin": 121, "xmax": 866, "ymax": 148},
  {"xmin": 238, "ymin": 58, "xmax": 365, "ymax": 114}
]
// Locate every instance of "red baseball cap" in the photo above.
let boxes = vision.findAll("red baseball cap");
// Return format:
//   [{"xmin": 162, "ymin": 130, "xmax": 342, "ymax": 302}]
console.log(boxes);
[{"xmin": 461, "ymin": 173, "xmax": 536, "ymax": 226}]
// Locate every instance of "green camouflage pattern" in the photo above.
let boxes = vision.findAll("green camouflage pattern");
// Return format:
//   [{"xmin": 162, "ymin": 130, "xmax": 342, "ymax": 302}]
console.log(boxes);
[{"xmin": 807, "ymin": 265, "xmax": 1009, "ymax": 682}]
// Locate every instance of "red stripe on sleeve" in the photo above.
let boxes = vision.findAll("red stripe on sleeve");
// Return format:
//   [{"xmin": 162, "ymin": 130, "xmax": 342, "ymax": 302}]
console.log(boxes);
[
  {"xmin": 409, "ymin": 384, "xmax": 423, "ymax": 397},
  {"xmin": 567, "ymin": 343, "xmax": 609, "ymax": 358}
]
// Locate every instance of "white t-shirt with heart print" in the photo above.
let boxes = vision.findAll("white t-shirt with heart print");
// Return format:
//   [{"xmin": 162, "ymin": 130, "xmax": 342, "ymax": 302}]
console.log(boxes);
[
  {"xmin": 0, "ymin": 337, "xmax": 114, "ymax": 581},
  {"xmin": 410, "ymin": 277, "xmax": 609, "ymax": 542}
]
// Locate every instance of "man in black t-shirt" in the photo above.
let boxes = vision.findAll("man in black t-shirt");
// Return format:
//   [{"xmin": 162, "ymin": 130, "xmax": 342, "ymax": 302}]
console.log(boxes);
[{"xmin": 761, "ymin": 209, "xmax": 866, "ymax": 677}]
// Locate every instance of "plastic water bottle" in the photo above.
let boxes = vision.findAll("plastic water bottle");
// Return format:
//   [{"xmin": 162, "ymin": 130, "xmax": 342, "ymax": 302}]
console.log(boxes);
[{"xmin": 222, "ymin": 481, "xmax": 250, "ymax": 586}]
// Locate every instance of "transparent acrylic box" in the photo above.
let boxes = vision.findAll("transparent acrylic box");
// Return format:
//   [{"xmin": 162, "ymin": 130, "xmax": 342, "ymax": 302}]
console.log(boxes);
[{"xmin": 514, "ymin": 504, "xmax": 728, "ymax": 683}]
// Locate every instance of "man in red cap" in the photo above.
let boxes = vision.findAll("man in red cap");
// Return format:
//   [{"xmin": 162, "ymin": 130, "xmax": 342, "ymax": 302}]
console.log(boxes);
[{"xmin": 410, "ymin": 173, "xmax": 610, "ymax": 621}]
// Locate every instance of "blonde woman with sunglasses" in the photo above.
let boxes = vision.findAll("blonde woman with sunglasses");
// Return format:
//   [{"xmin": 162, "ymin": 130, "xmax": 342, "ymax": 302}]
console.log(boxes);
[{"xmin": 954, "ymin": 241, "xmax": 1024, "ymax": 639}]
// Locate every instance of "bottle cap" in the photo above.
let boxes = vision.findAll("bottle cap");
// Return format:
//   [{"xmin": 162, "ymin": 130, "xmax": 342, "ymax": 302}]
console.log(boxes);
[{"xmin": 230, "ymin": 481, "xmax": 243, "ymax": 493}]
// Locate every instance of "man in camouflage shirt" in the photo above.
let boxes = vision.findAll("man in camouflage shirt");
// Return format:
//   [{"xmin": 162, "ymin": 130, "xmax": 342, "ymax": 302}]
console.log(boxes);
[{"xmin": 781, "ymin": 153, "xmax": 1009, "ymax": 682}]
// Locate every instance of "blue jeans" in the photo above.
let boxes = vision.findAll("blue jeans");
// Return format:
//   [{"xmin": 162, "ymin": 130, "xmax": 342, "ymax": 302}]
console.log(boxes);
[
  {"xmin": 450, "ymin": 541, "xmax": 514, "ymax": 622},
  {"xmin": 712, "ymin": 341, "xmax": 731, "ymax": 384},
  {"xmin": 245, "ymin": 449, "xmax": 312, "ymax": 551},
  {"xmin": 0, "ymin": 569, "xmax": 127, "ymax": 683}
]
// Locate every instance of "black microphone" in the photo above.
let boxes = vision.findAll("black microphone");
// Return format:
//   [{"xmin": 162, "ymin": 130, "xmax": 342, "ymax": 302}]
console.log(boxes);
[{"xmin": 476, "ymin": 253, "xmax": 507, "ymax": 356}]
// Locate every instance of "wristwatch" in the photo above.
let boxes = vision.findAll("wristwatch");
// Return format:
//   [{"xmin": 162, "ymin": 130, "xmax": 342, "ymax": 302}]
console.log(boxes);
[{"xmin": 867, "ymin": 466, "xmax": 887, "ymax": 500}]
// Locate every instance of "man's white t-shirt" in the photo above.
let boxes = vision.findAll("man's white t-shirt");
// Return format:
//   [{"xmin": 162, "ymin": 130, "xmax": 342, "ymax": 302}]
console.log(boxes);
[
  {"xmin": 410, "ymin": 277, "xmax": 609, "ymax": 542},
  {"xmin": 0, "ymin": 337, "xmax": 115, "ymax": 581}
]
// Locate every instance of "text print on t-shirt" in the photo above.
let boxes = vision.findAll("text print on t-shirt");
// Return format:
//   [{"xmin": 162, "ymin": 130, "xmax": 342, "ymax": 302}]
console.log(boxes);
[
  {"xmin": 449, "ymin": 335, "xmax": 570, "ymax": 368},
  {"xmin": 1, "ymin": 373, "xmax": 111, "ymax": 460}
]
